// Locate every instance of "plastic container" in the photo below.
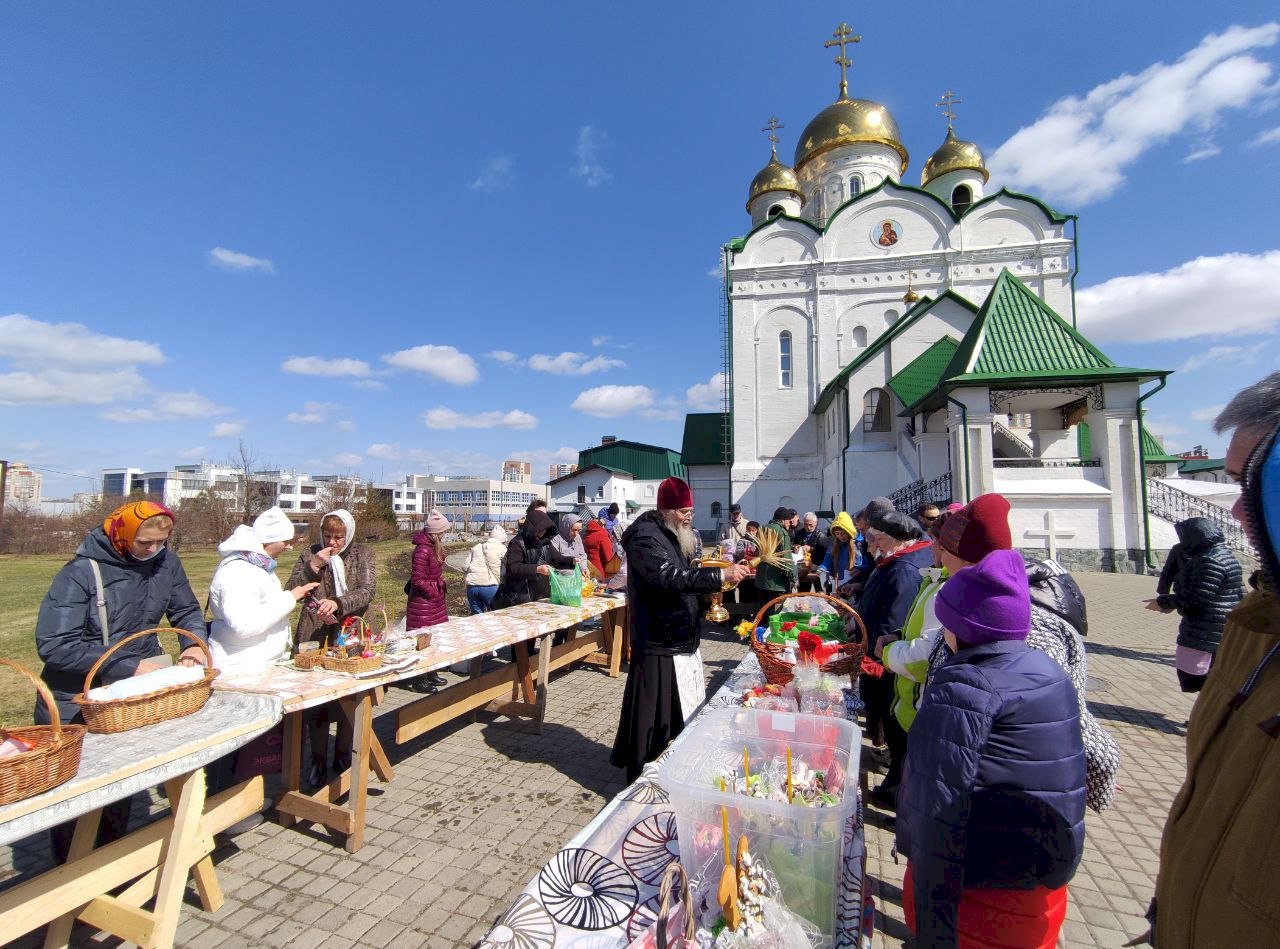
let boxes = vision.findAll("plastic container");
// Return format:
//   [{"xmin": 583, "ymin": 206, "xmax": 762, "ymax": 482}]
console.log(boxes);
[{"xmin": 659, "ymin": 707, "xmax": 862, "ymax": 940}]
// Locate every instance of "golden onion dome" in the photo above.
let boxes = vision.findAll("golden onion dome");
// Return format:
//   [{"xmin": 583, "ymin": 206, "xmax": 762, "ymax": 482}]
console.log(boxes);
[
  {"xmin": 793, "ymin": 96, "xmax": 908, "ymax": 174},
  {"xmin": 921, "ymin": 127, "xmax": 989, "ymax": 186},
  {"xmin": 747, "ymin": 152, "xmax": 803, "ymax": 210}
]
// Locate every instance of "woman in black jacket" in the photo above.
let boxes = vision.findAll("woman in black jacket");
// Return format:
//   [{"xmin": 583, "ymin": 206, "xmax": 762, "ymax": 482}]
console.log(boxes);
[
  {"xmin": 1155, "ymin": 517, "xmax": 1243, "ymax": 692},
  {"xmin": 494, "ymin": 509, "xmax": 574, "ymax": 606}
]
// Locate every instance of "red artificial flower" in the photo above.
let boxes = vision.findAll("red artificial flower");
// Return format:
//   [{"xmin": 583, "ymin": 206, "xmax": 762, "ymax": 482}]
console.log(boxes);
[
  {"xmin": 797, "ymin": 630, "xmax": 823, "ymax": 655},
  {"xmin": 781, "ymin": 621, "xmax": 797, "ymax": 632},
  {"xmin": 860, "ymin": 657, "xmax": 886, "ymax": 678}
]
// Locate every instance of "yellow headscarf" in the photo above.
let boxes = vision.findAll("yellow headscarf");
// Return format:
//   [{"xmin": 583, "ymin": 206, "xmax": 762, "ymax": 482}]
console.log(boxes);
[
  {"xmin": 829, "ymin": 511, "xmax": 857, "ymax": 542},
  {"xmin": 102, "ymin": 500, "xmax": 175, "ymax": 555}
]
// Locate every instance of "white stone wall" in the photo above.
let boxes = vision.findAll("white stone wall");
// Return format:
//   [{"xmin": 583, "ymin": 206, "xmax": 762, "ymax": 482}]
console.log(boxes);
[{"xmin": 548, "ymin": 470, "xmax": 633, "ymax": 512}]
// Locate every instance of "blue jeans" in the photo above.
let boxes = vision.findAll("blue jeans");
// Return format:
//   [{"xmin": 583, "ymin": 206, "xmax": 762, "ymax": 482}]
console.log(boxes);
[{"xmin": 467, "ymin": 585, "xmax": 498, "ymax": 614}]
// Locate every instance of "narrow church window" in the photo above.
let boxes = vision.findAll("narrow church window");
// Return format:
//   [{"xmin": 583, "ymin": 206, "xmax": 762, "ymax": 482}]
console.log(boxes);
[
  {"xmin": 862, "ymin": 388, "xmax": 891, "ymax": 432},
  {"xmin": 951, "ymin": 184, "xmax": 973, "ymax": 213},
  {"xmin": 851, "ymin": 326, "xmax": 868, "ymax": 349},
  {"xmin": 710, "ymin": 501, "xmax": 722, "ymax": 519},
  {"xmin": 768, "ymin": 204, "xmax": 785, "ymax": 218},
  {"xmin": 779, "ymin": 331, "xmax": 793, "ymax": 388},
  {"xmin": 850, "ymin": 175, "xmax": 863, "ymax": 196}
]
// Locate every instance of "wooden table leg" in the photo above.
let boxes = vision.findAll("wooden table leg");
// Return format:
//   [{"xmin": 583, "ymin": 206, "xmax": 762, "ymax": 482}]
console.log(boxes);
[
  {"xmin": 342, "ymin": 692, "xmax": 373, "ymax": 853},
  {"xmin": 279, "ymin": 710, "xmax": 303, "ymax": 829},
  {"xmin": 534, "ymin": 632, "xmax": 551, "ymax": 733},
  {"xmin": 608, "ymin": 605, "xmax": 626, "ymax": 678},
  {"xmin": 42, "ymin": 808, "xmax": 104, "ymax": 949},
  {"xmin": 513, "ymin": 641, "xmax": 537, "ymax": 705},
  {"xmin": 150, "ymin": 770, "xmax": 208, "ymax": 947}
]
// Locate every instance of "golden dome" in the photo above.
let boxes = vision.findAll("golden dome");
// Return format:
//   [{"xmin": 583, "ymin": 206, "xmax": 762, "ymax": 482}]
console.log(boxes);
[
  {"xmin": 921, "ymin": 127, "xmax": 989, "ymax": 186},
  {"xmin": 793, "ymin": 96, "xmax": 908, "ymax": 174},
  {"xmin": 747, "ymin": 152, "xmax": 803, "ymax": 210}
]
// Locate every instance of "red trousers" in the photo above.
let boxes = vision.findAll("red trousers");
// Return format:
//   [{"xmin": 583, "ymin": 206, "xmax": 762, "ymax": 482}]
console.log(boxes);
[{"xmin": 903, "ymin": 862, "xmax": 1068, "ymax": 948}]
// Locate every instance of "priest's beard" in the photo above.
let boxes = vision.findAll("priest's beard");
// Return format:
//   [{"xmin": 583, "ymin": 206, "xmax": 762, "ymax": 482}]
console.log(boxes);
[{"xmin": 661, "ymin": 512, "xmax": 701, "ymax": 559}]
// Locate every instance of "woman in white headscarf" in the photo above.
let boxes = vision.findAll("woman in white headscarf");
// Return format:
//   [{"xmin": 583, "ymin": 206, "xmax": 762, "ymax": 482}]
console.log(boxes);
[
  {"xmin": 550, "ymin": 512, "xmax": 588, "ymax": 569},
  {"xmin": 287, "ymin": 508, "xmax": 377, "ymax": 787}
]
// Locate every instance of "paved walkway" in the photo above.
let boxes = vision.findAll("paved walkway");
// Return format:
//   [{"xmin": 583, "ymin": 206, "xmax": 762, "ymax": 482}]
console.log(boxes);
[{"xmin": 1, "ymin": 572, "xmax": 1189, "ymax": 948}]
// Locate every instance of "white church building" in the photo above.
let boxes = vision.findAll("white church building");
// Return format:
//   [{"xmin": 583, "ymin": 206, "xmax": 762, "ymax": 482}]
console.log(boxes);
[{"xmin": 683, "ymin": 28, "xmax": 1177, "ymax": 572}]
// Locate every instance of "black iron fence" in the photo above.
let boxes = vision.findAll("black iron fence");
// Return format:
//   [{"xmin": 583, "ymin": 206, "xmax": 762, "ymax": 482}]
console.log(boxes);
[
  {"xmin": 886, "ymin": 471, "xmax": 954, "ymax": 514},
  {"xmin": 1147, "ymin": 478, "xmax": 1254, "ymax": 556}
]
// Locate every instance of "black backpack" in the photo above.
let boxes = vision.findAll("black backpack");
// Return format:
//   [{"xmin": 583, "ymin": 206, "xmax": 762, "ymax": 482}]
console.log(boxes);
[{"xmin": 1026, "ymin": 558, "xmax": 1088, "ymax": 637}]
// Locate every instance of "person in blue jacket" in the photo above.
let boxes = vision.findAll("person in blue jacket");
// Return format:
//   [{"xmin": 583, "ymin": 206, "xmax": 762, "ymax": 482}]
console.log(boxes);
[{"xmin": 897, "ymin": 549, "xmax": 1086, "ymax": 949}]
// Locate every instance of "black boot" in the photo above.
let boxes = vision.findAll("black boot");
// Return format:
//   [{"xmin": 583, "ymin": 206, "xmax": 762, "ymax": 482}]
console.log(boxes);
[
  {"xmin": 306, "ymin": 756, "xmax": 327, "ymax": 789},
  {"xmin": 424, "ymin": 671, "xmax": 447, "ymax": 687}
]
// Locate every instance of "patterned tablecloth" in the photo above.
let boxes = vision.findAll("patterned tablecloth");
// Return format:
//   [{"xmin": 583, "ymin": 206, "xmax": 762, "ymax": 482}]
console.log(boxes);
[
  {"xmin": 214, "ymin": 594, "xmax": 627, "ymax": 712},
  {"xmin": 480, "ymin": 652, "xmax": 868, "ymax": 949},
  {"xmin": 0, "ymin": 690, "xmax": 282, "ymax": 845}
]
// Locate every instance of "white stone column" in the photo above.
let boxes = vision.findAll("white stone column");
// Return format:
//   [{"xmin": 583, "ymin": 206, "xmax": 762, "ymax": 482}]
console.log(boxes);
[{"xmin": 1085, "ymin": 402, "xmax": 1142, "ymax": 559}]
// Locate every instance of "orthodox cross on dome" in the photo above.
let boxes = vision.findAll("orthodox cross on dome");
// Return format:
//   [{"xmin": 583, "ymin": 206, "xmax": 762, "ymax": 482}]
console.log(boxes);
[
  {"xmin": 824, "ymin": 22, "xmax": 861, "ymax": 100},
  {"xmin": 937, "ymin": 89, "xmax": 963, "ymax": 131},
  {"xmin": 762, "ymin": 116, "xmax": 784, "ymax": 159}
]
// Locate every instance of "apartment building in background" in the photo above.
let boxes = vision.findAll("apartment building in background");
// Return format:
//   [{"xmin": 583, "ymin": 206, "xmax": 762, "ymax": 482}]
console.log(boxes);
[
  {"xmin": 548, "ymin": 462, "xmax": 577, "ymax": 481},
  {"xmin": 502, "ymin": 460, "xmax": 532, "ymax": 483},
  {"xmin": 3, "ymin": 462, "xmax": 42, "ymax": 507}
]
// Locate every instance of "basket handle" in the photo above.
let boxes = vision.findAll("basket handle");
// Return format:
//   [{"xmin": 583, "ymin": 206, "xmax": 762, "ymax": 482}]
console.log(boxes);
[
  {"xmin": 81, "ymin": 627, "xmax": 213, "ymax": 697},
  {"xmin": 0, "ymin": 658, "xmax": 61, "ymax": 739},
  {"xmin": 656, "ymin": 861, "xmax": 696, "ymax": 948},
  {"xmin": 750, "ymin": 592, "xmax": 867, "ymax": 643}
]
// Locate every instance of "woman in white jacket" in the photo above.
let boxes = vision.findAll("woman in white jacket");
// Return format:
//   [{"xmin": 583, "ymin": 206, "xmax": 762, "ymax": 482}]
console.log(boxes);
[
  {"xmin": 207, "ymin": 507, "xmax": 318, "ymax": 670},
  {"xmin": 465, "ymin": 524, "xmax": 507, "ymax": 614}
]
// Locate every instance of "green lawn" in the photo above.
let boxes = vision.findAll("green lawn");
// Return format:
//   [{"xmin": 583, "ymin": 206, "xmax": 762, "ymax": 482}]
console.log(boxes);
[{"xmin": 0, "ymin": 539, "xmax": 472, "ymax": 727}]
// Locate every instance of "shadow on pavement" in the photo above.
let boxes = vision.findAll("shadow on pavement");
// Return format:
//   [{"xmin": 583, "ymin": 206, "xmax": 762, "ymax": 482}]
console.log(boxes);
[
  {"xmin": 1089, "ymin": 701, "xmax": 1187, "ymax": 736},
  {"xmin": 1086, "ymin": 642, "xmax": 1174, "ymax": 666},
  {"xmin": 478, "ymin": 720, "xmax": 624, "ymax": 800}
]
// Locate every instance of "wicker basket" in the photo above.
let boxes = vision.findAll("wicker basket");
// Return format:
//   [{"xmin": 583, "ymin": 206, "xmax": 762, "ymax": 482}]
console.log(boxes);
[
  {"xmin": 293, "ymin": 649, "xmax": 324, "ymax": 670},
  {"xmin": 73, "ymin": 628, "xmax": 219, "ymax": 734},
  {"xmin": 0, "ymin": 659, "xmax": 86, "ymax": 806},
  {"xmin": 749, "ymin": 593, "xmax": 867, "ymax": 686},
  {"xmin": 320, "ymin": 652, "xmax": 383, "ymax": 674}
]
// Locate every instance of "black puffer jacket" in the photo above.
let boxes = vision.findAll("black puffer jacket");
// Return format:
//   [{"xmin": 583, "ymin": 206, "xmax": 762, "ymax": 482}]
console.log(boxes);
[
  {"xmin": 495, "ymin": 510, "xmax": 573, "ymax": 606},
  {"xmin": 622, "ymin": 510, "xmax": 723, "ymax": 655},
  {"xmin": 1156, "ymin": 517, "xmax": 1243, "ymax": 654},
  {"xmin": 35, "ymin": 527, "xmax": 204, "ymax": 724},
  {"xmin": 1026, "ymin": 558, "xmax": 1088, "ymax": 637}
]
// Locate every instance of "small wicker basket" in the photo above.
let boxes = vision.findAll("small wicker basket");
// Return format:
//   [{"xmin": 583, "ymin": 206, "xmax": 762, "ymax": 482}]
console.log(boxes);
[
  {"xmin": 0, "ymin": 659, "xmax": 86, "ymax": 806},
  {"xmin": 749, "ymin": 593, "xmax": 867, "ymax": 686},
  {"xmin": 73, "ymin": 628, "xmax": 219, "ymax": 734},
  {"xmin": 293, "ymin": 649, "xmax": 324, "ymax": 670},
  {"xmin": 320, "ymin": 618, "xmax": 383, "ymax": 673}
]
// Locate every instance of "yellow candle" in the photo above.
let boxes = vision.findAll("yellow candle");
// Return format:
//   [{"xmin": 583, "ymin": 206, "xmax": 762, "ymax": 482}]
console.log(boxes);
[
  {"xmin": 778, "ymin": 742, "xmax": 788, "ymax": 804},
  {"xmin": 721, "ymin": 806, "xmax": 731, "ymax": 867},
  {"xmin": 743, "ymin": 747, "xmax": 750, "ymax": 789}
]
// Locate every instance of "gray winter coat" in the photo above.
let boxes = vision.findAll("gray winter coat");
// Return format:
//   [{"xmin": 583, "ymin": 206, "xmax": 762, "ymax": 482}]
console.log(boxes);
[{"xmin": 34, "ymin": 527, "xmax": 205, "ymax": 724}]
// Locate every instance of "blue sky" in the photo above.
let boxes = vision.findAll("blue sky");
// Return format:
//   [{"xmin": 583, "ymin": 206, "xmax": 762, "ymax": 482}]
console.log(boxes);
[{"xmin": 2, "ymin": 3, "xmax": 1279, "ymax": 499}]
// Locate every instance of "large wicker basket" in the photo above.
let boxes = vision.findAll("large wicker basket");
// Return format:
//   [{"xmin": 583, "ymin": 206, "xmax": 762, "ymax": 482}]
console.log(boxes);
[
  {"xmin": 749, "ymin": 593, "xmax": 867, "ymax": 686},
  {"xmin": 0, "ymin": 659, "xmax": 86, "ymax": 806},
  {"xmin": 73, "ymin": 628, "xmax": 219, "ymax": 734}
]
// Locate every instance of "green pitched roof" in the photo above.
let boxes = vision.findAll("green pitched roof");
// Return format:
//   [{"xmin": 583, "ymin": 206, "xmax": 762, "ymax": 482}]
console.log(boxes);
[
  {"xmin": 1178, "ymin": 457, "xmax": 1225, "ymax": 473},
  {"xmin": 813, "ymin": 290, "xmax": 980, "ymax": 414},
  {"xmin": 887, "ymin": 338, "xmax": 960, "ymax": 409},
  {"xmin": 681, "ymin": 412, "xmax": 730, "ymax": 466},
  {"xmin": 1140, "ymin": 426, "xmax": 1184, "ymax": 464},
  {"xmin": 577, "ymin": 440, "xmax": 685, "ymax": 481}
]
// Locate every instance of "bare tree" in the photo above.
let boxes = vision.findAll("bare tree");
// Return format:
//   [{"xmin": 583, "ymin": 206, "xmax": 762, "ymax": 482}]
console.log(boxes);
[{"xmin": 228, "ymin": 439, "xmax": 274, "ymax": 523}]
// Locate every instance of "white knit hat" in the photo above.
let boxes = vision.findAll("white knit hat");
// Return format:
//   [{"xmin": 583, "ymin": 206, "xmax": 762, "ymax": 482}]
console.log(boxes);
[{"xmin": 252, "ymin": 506, "xmax": 297, "ymax": 544}]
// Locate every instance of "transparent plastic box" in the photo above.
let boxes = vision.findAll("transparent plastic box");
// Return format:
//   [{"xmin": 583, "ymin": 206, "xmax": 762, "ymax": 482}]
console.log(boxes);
[{"xmin": 659, "ymin": 707, "xmax": 862, "ymax": 940}]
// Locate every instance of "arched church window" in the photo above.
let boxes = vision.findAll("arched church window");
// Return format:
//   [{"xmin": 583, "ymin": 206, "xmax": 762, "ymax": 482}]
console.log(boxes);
[
  {"xmin": 884, "ymin": 309, "xmax": 900, "ymax": 327},
  {"xmin": 824, "ymin": 176, "xmax": 842, "ymax": 216},
  {"xmin": 710, "ymin": 501, "xmax": 722, "ymax": 519},
  {"xmin": 779, "ymin": 331, "xmax": 793, "ymax": 389},
  {"xmin": 849, "ymin": 174, "xmax": 863, "ymax": 197},
  {"xmin": 951, "ymin": 184, "xmax": 973, "ymax": 213},
  {"xmin": 851, "ymin": 326, "xmax": 868, "ymax": 349},
  {"xmin": 767, "ymin": 204, "xmax": 785, "ymax": 218},
  {"xmin": 862, "ymin": 388, "xmax": 892, "ymax": 433}
]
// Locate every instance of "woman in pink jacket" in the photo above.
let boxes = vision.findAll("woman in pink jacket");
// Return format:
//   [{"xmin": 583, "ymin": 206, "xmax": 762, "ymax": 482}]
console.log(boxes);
[{"xmin": 406, "ymin": 510, "xmax": 450, "ymax": 690}]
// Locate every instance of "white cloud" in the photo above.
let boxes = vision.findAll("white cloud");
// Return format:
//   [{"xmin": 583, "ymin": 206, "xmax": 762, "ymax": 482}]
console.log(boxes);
[
  {"xmin": 591, "ymin": 335, "xmax": 611, "ymax": 347},
  {"xmin": 573, "ymin": 125, "xmax": 612, "ymax": 187},
  {"xmin": 686, "ymin": 372, "xmax": 727, "ymax": 411},
  {"xmin": 366, "ymin": 443, "xmax": 403, "ymax": 460},
  {"xmin": 527, "ymin": 351, "xmax": 625, "ymax": 375},
  {"xmin": 1183, "ymin": 140, "xmax": 1221, "ymax": 162},
  {"xmin": 486, "ymin": 350, "xmax": 520, "ymax": 365},
  {"xmin": 1077, "ymin": 250, "xmax": 1280, "ymax": 342},
  {"xmin": 175, "ymin": 445, "xmax": 207, "ymax": 461},
  {"xmin": 350, "ymin": 379, "xmax": 387, "ymax": 391},
  {"xmin": 281, "ymin": 356, "xmax": 372, "ymax": 377},
  {"xmin": 467, "ymin": 155, "xmax": 515, "ymax": 192},
  {"xmin": 0, "ymin": 368, "xmax": 148, "ymax": 406},
  {"xmin": 1250, "ymin": 126, "xmax": 1280, "ymax": 146},
  {"xmin": 331, "ymin": 452, "xmax": 362, "ymax": 468},
  {"xmin": 211, "ymin": 421, "xmax": 245, "ymax": 438},
  {"xmin": 1191, "ymin": 404, "xmax": 1226, "ymax": 422},
  {"xmin": 1145, "ymin": 418, "xmax": 1188, "ymax": 448},
  {"xmin": 423, "ymin": 407, "xmax": 539, "ymax": 430},
  {"xmin": 209, "ymin": 246, "xmax": 275, "ymax": 273},
  {"xmin": 0, "ymin": 314, "xmax": 165, "ymax": 368},
  {"xmin": 1178, "ymin": 342, "xmax": 1268, "ymax": 372},
  {"xmin": 383, "ymin": 345, "xmax": 479, "ymax": 385},
  {"xmin": 571, "ymin": 384, "xmax": 655, "ymax": 418},
  {"xmin": 336, "ymin": 420, "xmax": 356, "ymax": 432},
  {"xmin": 102, "ymin": 391, "xmax": 229, "ymax": 423},
  {"xmin": 285, "ymin": 401, "xmax": 335, "ymax": 425},
  {"xmin": 989, "ymin": 24, "xmax": 1279, "ymax": 204}
]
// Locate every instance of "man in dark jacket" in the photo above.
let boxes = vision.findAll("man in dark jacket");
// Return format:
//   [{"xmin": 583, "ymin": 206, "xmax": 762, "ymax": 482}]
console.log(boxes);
[
  {"xmin": 857, "ymin": 502, "xmax": 932, "ymax": 808},
  {"xmin": 793, "ymin": 512, "xmax": 829, "ymax": 592},
  {"xmin": 898, "ymin": 550, "xmax": 1085, "ymax": 948},
  {"xmin": 754, "ymin": 507, "xmax": 796, "ymax": 598},
  {"xmin": 1154, "ymin": 516, "xmax": 1243, "ymax": 692},
  {"xmin": 610, "ymin": 477, "xmax": 749, "ymax": 783}
]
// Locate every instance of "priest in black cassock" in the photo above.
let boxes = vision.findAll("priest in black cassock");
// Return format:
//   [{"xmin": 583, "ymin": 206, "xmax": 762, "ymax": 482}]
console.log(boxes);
[{"xmin": 610, "ymin": 477, "xmax": 751, "ymax": 783}]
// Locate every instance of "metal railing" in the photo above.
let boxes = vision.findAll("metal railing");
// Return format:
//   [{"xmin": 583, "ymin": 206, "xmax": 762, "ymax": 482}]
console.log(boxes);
[
  {"xmin": 1147, "ymin": 478, "xmax": 1254, "ymax": 556},
  {"xmin": 994, "ymin": 458, "xmax": 1101, "ymax": 468},
  {"xmin": 886, "ymin": 471, "xmax": 953, "ymax": 514},
  {"xmin": 992, "ymin": 420, "xmax": 1036, "ymax": 458}
]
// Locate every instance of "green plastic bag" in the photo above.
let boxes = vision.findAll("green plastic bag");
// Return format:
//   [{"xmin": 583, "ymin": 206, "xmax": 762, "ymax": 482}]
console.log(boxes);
[{"xmin": 549, "ymin": 565, "xmax": 582, "ymax": 607}]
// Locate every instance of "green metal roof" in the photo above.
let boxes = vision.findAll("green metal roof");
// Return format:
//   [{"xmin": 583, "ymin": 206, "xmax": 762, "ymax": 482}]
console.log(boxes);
[
  {"xmin": 577, "ymin": 440, "xmax": 685, "ymax": 481},
  {"xmin": 1140, "ymin": 426, "xmax": 1184, "ymax": 464},
  {"xmin": 681, "ymin": 412, "xmax": 730, "ymax": 466},
  {"xmin": 887, "ymin": 338, "xmax": 961, "ymax": 410},
  {"xmin": 812, "ymin": 290, "xmax": 979, "ymax": 414},
  {"xmin": 1178, "ymin": 457, "xmax": 1225, "ymax": 473}
]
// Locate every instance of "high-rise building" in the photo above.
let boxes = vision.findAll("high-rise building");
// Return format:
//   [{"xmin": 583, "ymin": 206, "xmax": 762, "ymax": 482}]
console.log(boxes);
[
  {"xmin": 548, "ymin": 463, "xmax": 577, "ymax": 481},
  {"xmin": 3, "ymin": 462, "xmax": 42, "ymax": 506},
  {"xmin": 502, "ymin": 460, "xmax": 532, "ymax": 483}
]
